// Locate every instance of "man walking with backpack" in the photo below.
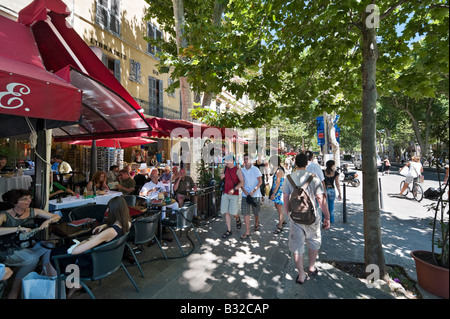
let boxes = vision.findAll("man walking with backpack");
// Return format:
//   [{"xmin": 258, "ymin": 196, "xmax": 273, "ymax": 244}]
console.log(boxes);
[{"xmin": 283, "ymin": 153, "xmax": 330, "ymax": 285}]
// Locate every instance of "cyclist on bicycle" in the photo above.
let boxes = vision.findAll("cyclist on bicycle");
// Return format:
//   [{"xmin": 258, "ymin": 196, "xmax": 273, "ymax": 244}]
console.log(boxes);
[{"xmin": 399, "ymin": 155, "xmax": 423, "ymax": 196}]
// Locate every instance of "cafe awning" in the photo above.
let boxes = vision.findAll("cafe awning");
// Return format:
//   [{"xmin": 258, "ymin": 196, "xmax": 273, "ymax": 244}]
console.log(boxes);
[
  {"xmin": 18, "ymin": 0, "xmax": 152, "ymax": 141},
  {"xmin": 146, "ymin": 117, "xmax": 226, "ymax": 139},
  {"xmin": 0, "ymin": 15, "xmax": 82, "ymax": 137},
  {"xmin": 69, "ymin": 137, "xmax": 156, "ymax": 148}
]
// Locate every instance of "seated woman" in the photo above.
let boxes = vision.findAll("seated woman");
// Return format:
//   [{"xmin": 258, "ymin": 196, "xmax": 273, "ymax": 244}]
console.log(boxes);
[
  {"xmin": 0, "ymin": 189, "xmax": 61, "ymax": 299},
  {"xmin": 50, "ymin": 196, "xmax": 131, "ymax": 298},
  {"xmin": 86, "ymin": 171, "xmax": 110, "ymax": 195},
  {"xmin": 49, "ymin": 172, "xmax": 75, "ymax": 199}
]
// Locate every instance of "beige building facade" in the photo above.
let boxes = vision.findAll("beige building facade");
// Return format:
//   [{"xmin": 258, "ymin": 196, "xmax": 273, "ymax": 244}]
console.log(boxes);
[{"xmin": 0, "ymin": 0, "xmax": 182, "ymax": 119}]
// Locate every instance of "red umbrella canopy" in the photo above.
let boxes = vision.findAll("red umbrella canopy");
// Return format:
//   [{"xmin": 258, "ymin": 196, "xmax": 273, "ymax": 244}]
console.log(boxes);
[
  {"xmin": 285, "ymin": 152, "xmax": 298, "ymax": 156},
  {"xmin": 69, "ymin": 137, "xmax": 156, "ymax": 148}
]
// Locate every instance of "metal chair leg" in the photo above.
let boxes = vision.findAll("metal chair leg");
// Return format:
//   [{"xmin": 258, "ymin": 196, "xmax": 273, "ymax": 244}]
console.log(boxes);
[
  {"xmin": 154, "ymin": 237, "xmax": 168, "ymax": 260},
  {"xmin": 169, "ymin": 227, "xmax": 185, "ymax": 257},
  {"xmin": 125, "ymin": 243, "xmax": 145, "ymax": 278},
  {"xmin": 121, "ymin": 263, "xmax": 140, "ymax": 292}
]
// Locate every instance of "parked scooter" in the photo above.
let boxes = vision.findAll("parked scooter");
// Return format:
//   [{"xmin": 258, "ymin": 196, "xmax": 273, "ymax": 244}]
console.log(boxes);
[{"xmin": 338, "ymin": 164, "xmax": 361, "ymax": 187}]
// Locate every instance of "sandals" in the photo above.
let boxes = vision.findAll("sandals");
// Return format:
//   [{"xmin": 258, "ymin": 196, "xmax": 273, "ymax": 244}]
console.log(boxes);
[
  {"xmin": 222, "ymin": 230, "xmax": 232, "ymax": 238},
  {"xmin": 273, "ymin": 227, "xmax": 283, "ymax": 234},
  {"xmin": 254, "ymin": 224, "xmax": 260, "ymax": 231},
  {"xmin": 236, "ymin": 217, "xmax": 242, "ymax": 229},
  {"xmin": 308, "ymin": 268, "xmax": 319, "ymax": 276},
  {"xmin": 295, "ymin": 273, "xmax": 309, "ymax": 285},
  {"xmin": 240, "ymin": 233, "xmax": 251, "ymax": 240}
]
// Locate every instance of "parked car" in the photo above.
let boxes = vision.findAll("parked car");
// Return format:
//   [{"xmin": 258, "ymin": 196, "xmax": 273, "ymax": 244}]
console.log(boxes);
[{"xmin": 353, "ymin": 154, "xmax": 382, "ymax": 171}]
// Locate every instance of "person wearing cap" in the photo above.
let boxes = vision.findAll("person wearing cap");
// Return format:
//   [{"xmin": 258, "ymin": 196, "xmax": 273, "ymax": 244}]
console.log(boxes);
[
  {"xmin": 220, "ymin": 154, "xmax": 245, "ymax": 239},
  {"xmin": 134, "ymin": 164, "xmax": 150, "ymax": 193}
]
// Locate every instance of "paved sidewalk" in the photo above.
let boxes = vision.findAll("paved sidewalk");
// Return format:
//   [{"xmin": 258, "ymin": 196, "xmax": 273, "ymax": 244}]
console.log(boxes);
[
  {"xmin": 71, "ymin": 195, "xmax": 437, "ymax": 300},
  {"xmin": 68, "ymin": 165, "xmax": 448, "ymax": 300}
]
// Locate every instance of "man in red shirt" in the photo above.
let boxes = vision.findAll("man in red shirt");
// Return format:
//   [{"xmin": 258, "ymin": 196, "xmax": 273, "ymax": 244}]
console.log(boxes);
[{"xmin": 220, "ymin": 155, "xmax": 244, "ymax": 239}]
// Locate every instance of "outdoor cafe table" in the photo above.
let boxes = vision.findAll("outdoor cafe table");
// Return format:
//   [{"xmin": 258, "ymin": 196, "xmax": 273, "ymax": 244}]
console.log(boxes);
[
  {"xmin": 49, "ymin": 191, "xmax": 123, "ymax": 215},
  {"xmin": 0, "ymin": 175, "xmax": 33, "ymax": 201}
]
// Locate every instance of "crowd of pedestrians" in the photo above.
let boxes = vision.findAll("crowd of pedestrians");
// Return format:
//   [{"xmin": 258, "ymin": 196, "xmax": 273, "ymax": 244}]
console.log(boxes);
[{"xmin": 220, "ymin": 151, "xmax": 339, "ymax": 285}]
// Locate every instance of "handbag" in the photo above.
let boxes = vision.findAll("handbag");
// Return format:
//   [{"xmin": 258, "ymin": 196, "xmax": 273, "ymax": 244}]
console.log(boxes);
[{"xmin": 21, "ymin": 268, "xmax": 66, "ymax": 299}]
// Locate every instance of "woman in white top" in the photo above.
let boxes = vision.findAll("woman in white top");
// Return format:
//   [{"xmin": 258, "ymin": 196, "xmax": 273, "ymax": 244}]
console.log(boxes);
[{"xmin": 399, "ymin": 156, "xmax": 423, "ymax": 196}]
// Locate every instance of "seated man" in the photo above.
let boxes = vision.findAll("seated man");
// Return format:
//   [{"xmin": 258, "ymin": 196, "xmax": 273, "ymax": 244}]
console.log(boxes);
[
  {"xmin": 160, "ymin": 166, "xmax": 172, "ymax": 184},
  {"xmin": 173, "ymin": 168, "xmax": 197, "ymax": 207},
  {"xmin": 49, "ymin": 172, "xmax": 75, "ymax": 198},
  {"xmin": 0, "ymin": 156, "xmax": 12, "ymax": 173},
  {"xmin": 106, "ymin": 165, "xmax": 119, "ymax": 184},
  {"xmin": 113, "ymin": 169, "xmax": 136, "ymax": 195},
  {"xmin": 140, "ymin": 169, "xmax": 165, "ymax": 199}
]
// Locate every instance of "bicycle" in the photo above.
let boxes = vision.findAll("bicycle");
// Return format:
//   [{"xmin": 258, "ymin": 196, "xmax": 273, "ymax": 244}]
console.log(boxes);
[{"xmin": 400, "ymin": 178, "xmax": 423, "ymax": 202}]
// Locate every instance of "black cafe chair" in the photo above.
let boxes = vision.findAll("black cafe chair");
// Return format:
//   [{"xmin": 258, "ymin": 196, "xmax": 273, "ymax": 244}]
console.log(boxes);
[
  {"xmin": 52, "ymin": 233, "xmax": 140, "ymax": 299},
  {"xmin": 126, "ymin": 212, "xmax": 167, "ymax": 277},
  {"xmin": 69, "ymin": 204, "xmax": 108, "ymax": 224},
  {"xmin": 161, "ymin": 203, "xmax": 202, "ymax": 257},
  {"xmin": 122, "ymin": 195, "xmax": 136, "ymax": 206}
]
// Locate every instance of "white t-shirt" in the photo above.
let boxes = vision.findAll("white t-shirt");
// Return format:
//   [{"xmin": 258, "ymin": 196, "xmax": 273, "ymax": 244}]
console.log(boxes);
[
  {"xmin": 241, "ymin": 165, "xmax": 262, "ymax": 197},
  {"xmin": 306, "ymin": 161, "xmax": 325, "ymax": 182},
  {"xmin": 282, "ymin": 170, "xmax": 325, "ymax": 203},
  {"xmin": 408, "ymin": 161, "xmax": 423, "ymax": 178},
  {"xmin": 141, "ymin": 180, "xmax": 165, "ymax": 199}
]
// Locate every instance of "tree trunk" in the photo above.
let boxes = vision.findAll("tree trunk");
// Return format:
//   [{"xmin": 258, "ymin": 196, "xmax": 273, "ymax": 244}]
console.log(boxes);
[
  {"xmin": 172, "ymin": 0, "xmax": 192, "ymax": 120},
  {"xmin": 361, "ymin": 12, "xmax": 387, "ymax": 279},
  {"xmin": 201, "ymin": 0, "xmax": 228, "ymax": 109}
]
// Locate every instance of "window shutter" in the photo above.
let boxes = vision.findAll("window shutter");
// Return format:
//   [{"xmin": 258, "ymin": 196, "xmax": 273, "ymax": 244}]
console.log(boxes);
[
  {"xmin": 102, "ymin": 52, "xmax": 108, "ymax": 66},
  {"xmin": 156, "ymin": 29, "xmax": 162, "ymax": 54},
  {"xmin": 109, "ymin": 0, "xmax": 120, "ymax": 34},
  {"xmin": 136, "ymin": 62, "xmax": 141, "ymax": 84},
  {"xmin": 96, "ymin": 0, "xmax": 109, "ymax": 28},
  {"xmin": 147, "ymin": 23, "xmax": 155, "ymax": 55},
  {"xmin": 158, "ymin": 80, "xmax": 164, "ymax": 117},
  {"xmin": 114, "ymin": 59, "xmax": 121, "ymax": 83}
]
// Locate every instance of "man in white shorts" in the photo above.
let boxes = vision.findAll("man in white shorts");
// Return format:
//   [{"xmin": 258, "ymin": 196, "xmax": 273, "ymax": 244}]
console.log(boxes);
[{"xmin": 283, "ymin": 153, "xmax": 330, "ymax": 285}]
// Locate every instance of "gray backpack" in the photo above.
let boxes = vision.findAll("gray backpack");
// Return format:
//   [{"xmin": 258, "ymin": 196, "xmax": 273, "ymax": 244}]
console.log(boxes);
[{"xmin": 286, "ymin": 174, "xmax": 316, "ymax": 225}]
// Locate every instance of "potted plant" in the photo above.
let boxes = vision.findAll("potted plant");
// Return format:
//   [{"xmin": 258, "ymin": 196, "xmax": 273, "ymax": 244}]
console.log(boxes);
[{"xmin": 410, "ymin": 161, "xmax": 449, "ymax": 299}]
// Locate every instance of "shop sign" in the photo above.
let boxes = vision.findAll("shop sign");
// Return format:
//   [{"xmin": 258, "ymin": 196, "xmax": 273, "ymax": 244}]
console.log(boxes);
[{"xmin": 90, "ymin": 38, "xmax": 127, "ymax": 60}]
